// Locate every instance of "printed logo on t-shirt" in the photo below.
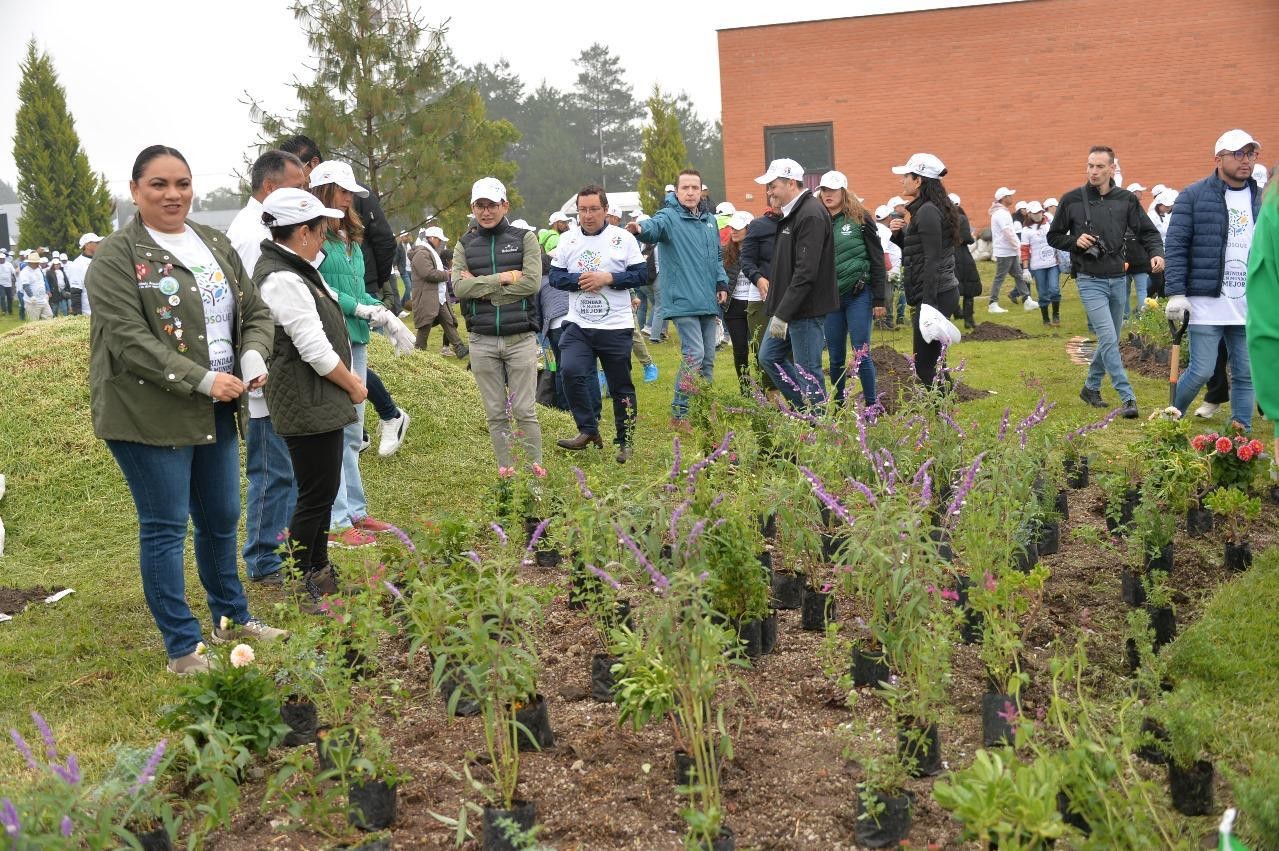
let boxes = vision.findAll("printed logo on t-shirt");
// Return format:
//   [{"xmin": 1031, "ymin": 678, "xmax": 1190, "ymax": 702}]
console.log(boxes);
[
  {"xmin": 192, "ymin": 262, "xmax": 235, "ymax": 373},
  {"xmin": 1228, "ymin": 207, "xmax": 1251, "ymax": 237},
  {"xmin": 1223, "ymin": 259, "xmax": 1247, "ymax": 299}
]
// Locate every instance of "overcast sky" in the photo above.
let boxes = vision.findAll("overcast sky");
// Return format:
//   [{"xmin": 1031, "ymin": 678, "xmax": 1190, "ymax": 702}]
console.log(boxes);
[{"xmin": 0, "ymin": 0, "xmax": 1023, "ymax": 198}]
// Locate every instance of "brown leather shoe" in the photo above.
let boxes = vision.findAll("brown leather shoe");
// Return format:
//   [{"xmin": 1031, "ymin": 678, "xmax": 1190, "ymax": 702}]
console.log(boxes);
[
  {"xmin": 310, "ymin": 565, "xmax": 340, "ymax": 595},
  {"xmin": 557, "ymin": 432, "xmax": 603, "ymax": 450},
  {"xmin": 616, "ymin": 444, "xmax": 633, "ymax": 464}
]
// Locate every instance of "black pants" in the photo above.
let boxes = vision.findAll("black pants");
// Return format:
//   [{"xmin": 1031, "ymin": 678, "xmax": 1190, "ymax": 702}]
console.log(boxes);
[
  {"xmin": 68, "ymin": 290, "xmax": 82, "ymax": 315},
  {"xmin": 1204, "ymin": 337, "xmax": 1230, "ymax": 405},
  {"xmin": 560, "ymin": 323, "xmax": 636, "ymax": 446},
  {"xmin": 724, "ymin": 298, "xmax": 751, "ymax": 384},
  {"xmin": 912, "ymin": 288, "xmax": 960, "ymax": 387},
  {"xmin": 365, "ymin": 367, "xmax": 398, "ymax": 421},
  {"xmin": 283, "ymin": 428, "xmax": 344, "ymax": 575},
  {"xmin": 0, "ymin": 286, "xmax": 11, "ymax": 314}
]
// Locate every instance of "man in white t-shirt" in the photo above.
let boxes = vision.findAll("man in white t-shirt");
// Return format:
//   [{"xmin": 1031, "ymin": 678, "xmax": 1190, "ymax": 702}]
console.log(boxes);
[
  {"xmin": 1165, "ymin": 129, "xmax": 1263, "ymax": 428},
  {"xmin": 64, "ymin": 233, "xmax": 103, "ymax": 316},
  {"xmin": 226, "ymin": 149, "xmax": 307, "ymax": 584},
  {"xmin": 549, "ymin": 184, "xmax": 650, "ymax": 463},
  {"xmin": 988, "ymin": 187, "xmax": 1025, "ymax": 312}
]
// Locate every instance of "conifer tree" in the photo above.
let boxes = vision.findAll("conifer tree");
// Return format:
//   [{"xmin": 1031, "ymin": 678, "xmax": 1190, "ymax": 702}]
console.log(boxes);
[
  {"xmin": 572, "ymin": 43, "xmax": 645, "ymax": 189},
  {"xmin": 13, "ymin": 40, "xmax": 113, "ymax": 251},
  {"xmin": 638, "ymin": 87, "xmax": 687, "ymax": 216}
]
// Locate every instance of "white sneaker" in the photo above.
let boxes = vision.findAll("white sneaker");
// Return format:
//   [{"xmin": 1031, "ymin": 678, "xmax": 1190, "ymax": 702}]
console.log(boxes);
[
  {"xmin": 378, "ymin": 408, "xmax": 411, "ymax": 456},
  {"xmin": 988, "ymin": 302, "xmax": 1008, "ymax": 314},
  {"xmin": 1023, "ymin": 298, "xmax": 1039, "ymax": 311},
  {"xmin": 1194, "ymin": 402, "xmax": 1221, "ymax": 419}
]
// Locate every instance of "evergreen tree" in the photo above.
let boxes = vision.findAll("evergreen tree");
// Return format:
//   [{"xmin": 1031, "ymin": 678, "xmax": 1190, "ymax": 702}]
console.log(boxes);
[
  {"xmin": 673, "ymin": 93, "xmax": 724, "ymax": 204},
  {"xmin": 12, "ymin": 40, "xmax": 112, "ymax": 251},
  {"xmin": 571, "ymin": 43, "xmax": 645, "ymax": 189},
  {"xmin": 638, "ymin": 86, "xmax": 687, "ymax": 216},
  {"xmin": 252, "ymin": 0, "xmax": 519, "ymax": 239}
]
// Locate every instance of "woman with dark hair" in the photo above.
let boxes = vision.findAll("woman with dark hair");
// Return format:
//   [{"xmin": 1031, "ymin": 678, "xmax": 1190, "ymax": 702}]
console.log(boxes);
[
  {"xmin": 255, "ymin": 188, "xmax": 367, "ymax": 612},
  {"xmin": 308, "ymin": 161, "xmax": 395, "ymax": 548},
  {"xmin": 889, "ymin": 153, "xmax": 961, "ymax": 387},
  {"xmin": 721, "ymin": 209, "xmax": 764, "ymax": 392},
  {"xmin": 949, "ymin": 194, "xmax": 982, "ymax": 331},
  {"xmin": 87, "ymin": 145, "xmax": 286, "ymax": 674},
  {"xmin": 817, "ymin": 170, "xmax": 886, "ymax": 406}
]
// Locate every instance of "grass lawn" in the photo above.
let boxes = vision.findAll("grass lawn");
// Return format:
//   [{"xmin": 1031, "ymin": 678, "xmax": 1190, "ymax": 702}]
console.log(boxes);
[{"xmin": 0, "ymin": 263, "xmax": 1275, "ymax": 839}]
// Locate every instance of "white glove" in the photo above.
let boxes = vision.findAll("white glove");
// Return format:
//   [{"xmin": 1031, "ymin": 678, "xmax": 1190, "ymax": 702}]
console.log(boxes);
[
  {"xmin": 353, "ymin": 303, "xmax": 380, "ymax": 322},
  {"xmin": 1165, "ymin": 295, "xmax": 1191, "ymax": 322},
  {"xmin": 385, "ymin": 314, "xmax": 416, "ymax": 356},
  {"xmin": 358, "ymin": 304, "xmax": 396, "ymax": 329},
  {"xmin": 766, "ymin": 316, "xmax": 788, "ymax": 339},
  {"xmin": 1021, "ymin": 268, "xmax": 1033, "ymax": 284}
]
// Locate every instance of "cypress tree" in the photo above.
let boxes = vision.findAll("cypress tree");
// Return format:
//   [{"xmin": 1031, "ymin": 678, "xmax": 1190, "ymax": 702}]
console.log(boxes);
[
  {"xmin": 13, "ymin": 39, "xmax": 113, "ymax": 251},
  {"xmin": 638, "ymin": 87, "xmax": 688, "ymax": 216}
]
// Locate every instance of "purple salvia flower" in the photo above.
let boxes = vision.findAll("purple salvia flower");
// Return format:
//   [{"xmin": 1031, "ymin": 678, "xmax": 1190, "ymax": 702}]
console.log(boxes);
[
  {"xmin": 587, "ymin": 563, "xmax": 623, "ymax": 591},
  {"xmin": 685, "ymin": 432, "xmax": 735, "ymax": 490},
  {"xmin": 670, "ymin": 438, "xmax": 682, "ymax": 481},
  {"xmin": 847, "ymin": 477, "xmax": 878, "ymax": 507},
  {"xmin": 490, "ymin": 522, "xmax": 508, "ymax": 546},
  {"xmin": 920, "ymin": 469, "xmax": 933, "ymax": 505},
  {"xmin": 684, "ymin": 518, "xmax": 709, "ymax": 553},
  {"xmin": 946, "ymin": 452, "xmax": 987, "ymax": 522},
  {"xmin": 383, "ymin": 522, "xmax": 416, "ymax": 553},
  {"xmin": 60, "ymin": 815, "xmax": 73, "ymax": 838},
  {"xmin": 464, "ymin": 550, "xmax": 482, "ymax": 565},
  {"xmin": 669, "ymin": 499, "xmax": 691, "ymax": 543},
  {"xmin": 799, "ymin": 466, "xmax": 857, "ymax": 526},
  {"xmin": 613, "ymin": 523, "xmax": 670, "ymax": 592},
  {"xmin": 997, "ymin": 407, "xmax": 1011, "ymax": 442},
  {"xmin": 914, "ymin": 421, "xmax": 929, "ymax": 452},
  {"xmin": 939, "ymin": 409, "xmax": 966, "ymax": 439},
  {"xmin": 1, "ymin": 798, "xmax": 19, "ymax": 838},
  {"xmin": 525, "ymin": 518, "xmax": 550, "ymax": 552},
  {"xmin": 32, "ymin": 713, "xmax": 56, "ymax": 762},
  {"xmin": 383, "ymin": 581, "xmax": 403, "ymax": 601},
  {"xmin": 573, "ymin": 467, "xmax": 594, "ymax": 500},
  {"xmin": 710, "ymin": 493, "xmax": 725, "ymax": 509},
  {"xmin": 51, "ymin": 754, "xmax": 80, "ymax": 786},
  {"xmin": 9, "ymin": 730, "xmax": 37, "ymax": 770},
  {"xmin": 1066, "ymin": 407, "xmax": 1122, "ymax": 442}
]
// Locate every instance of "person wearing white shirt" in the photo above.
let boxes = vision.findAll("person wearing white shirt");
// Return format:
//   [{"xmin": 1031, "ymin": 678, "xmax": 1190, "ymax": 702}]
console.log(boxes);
[
  {"xmin": 65, "ymin": 233, "xmax": 102, "ymax": 315},
  {"xmin": 227, "ymin": 149, "xmax": 307, "ymax": 584},
  {"xmin": 255, "ymin": 188, "xmax": 367, "ymax": 613},
  {"xmin": 1020, "ymin": 202, "xmax": 1062, "ymax": 326},
  {"xmin": 549, "ymin": 185, "xmax": 650, "ymax": 463},
  {"xmin": 988, "ymin": 187, "xmax": 1027, "ymax": 311},
  {"xmin": 17, "ymin": 253, "xmax": 51, "ymax": 320},
  {"xmin": 0, "ymin": 250, "xmax": 16, "ymax": 315}
]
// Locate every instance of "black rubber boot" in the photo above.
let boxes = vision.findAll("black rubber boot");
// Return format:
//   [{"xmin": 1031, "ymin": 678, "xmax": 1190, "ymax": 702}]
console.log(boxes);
[{"xmin": 1040, "ymin": 302, "xmax": 1050, "ymax": 324}]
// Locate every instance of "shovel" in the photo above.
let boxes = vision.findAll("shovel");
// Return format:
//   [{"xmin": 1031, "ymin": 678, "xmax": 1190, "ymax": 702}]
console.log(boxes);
[{"xmin": 1153, "ymin": 313, "xmax": 1191, "ymax": 419}]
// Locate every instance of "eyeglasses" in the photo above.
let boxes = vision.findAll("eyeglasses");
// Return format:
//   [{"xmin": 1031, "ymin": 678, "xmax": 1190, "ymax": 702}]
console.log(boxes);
[
  {"xmin": 472, "ymin": 201, "xmax": 501, "ymax": 212},
  {"xmin": 1222, "ymin": 149, "xmax": 1260, "ymax": 162},
  {"xmin": 577, "ymin": 207, "xmax": 604, "ymax": 214}
]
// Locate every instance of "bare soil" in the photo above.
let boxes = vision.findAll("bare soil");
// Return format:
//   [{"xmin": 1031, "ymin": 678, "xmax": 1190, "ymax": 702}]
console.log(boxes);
[
  {"xmin": 870, "ymin": 345, "xmax": 989, "ymax": 415},
  {"xmin": 209, "ymin": 482, "xmax": 1279, "ymax": 850},
  {"xmin": 0, "ymin": 585, "xmax": 53, "ymax": 616},
  {"xmin": 964, "ymin": 322, "xmax": 1029, "ymax": 343}
]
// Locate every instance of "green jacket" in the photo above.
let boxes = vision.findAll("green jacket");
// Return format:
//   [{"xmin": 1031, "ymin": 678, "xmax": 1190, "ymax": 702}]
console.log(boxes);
[
  {"xmin": 318, "ymin": 236, "xmax": 381, "ymax": 345},
  {"xmin": 635, "ymin": 193, "xmax": 729, "ymax": 318},
  {"xmin": 87, "ymin": 216, "xmax": 273, "ymax": 446},
  {"xmin": 832, "ymin": 212, "xmax": 871, "ymax": 296},
  {"xmin": 1246, "ymin": 192, "xmax": 1279, "ymax": 415}
]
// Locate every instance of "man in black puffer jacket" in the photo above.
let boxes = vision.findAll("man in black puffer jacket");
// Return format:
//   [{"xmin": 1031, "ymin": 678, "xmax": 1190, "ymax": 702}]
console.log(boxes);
[{"xmin": 754, "ymin": 158, "xmax": 839, "ymax": 410}]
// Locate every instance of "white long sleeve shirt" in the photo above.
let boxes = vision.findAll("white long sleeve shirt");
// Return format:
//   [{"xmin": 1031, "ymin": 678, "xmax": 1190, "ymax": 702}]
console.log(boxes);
[
  {"xmin": 259, "ymin": 260, "xmax": 344, "ymax": 379},
  {"xmin": 17, "ymin": 267, "xmax": 47, "ymax": 303}
]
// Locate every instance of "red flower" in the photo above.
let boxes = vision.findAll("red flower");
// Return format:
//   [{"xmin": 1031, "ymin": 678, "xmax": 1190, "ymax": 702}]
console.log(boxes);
[
  {"xmin": 1249, "ymin": 439, "xmax": 1264, "ymax": 454},
  {"xmin": 1191, "ymin": 434, "xmax": 1210, "ymax": 451},
  {"xmin": 1238, "ymin": 445, "xmax": 1255, "ymax": 462},
  {"xmin": 1215, "ymin": 436, "xmax": 1234, "ymax": 453}
]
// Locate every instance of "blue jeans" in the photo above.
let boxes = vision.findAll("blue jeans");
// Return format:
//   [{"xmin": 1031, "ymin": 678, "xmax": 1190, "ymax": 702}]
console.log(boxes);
[
  {"xmin": 1031, "ymin": 267, "xmax": 1061, "ymax": 303},
  {"xmin": 1174, "ymin": 324, "xmax": 1253, "ymax": 429},
  {"xmin": 759, "ymin": 316, "xmax": 827, "ymax": 409},
  {"xmin": 243, "ymin": 416, "xmax": 296, "ymax": 579},
  {"xmin": 331, "ymin": 343, "xmax": 369, "ymax": 528},
  {"xmin": 635, "ymin": 285, "xmax": 652, "ymax": 330},
  {"xmin": 1124, "ymin": 272, "xmax": 1150, "ymax": 319},
  {"xmin": 1077, "ymin": 275, "xmax": 1134, "ymax": 403},
  {"xmin": 825, "ymin": 288, "xmax": 875, "ymax": 405},
  {"xmin": 671, "ymin": 315, "xmax": 718, "ymax": 419},
  {"xmin": 107, "ymin": 403, "xmax": 250, "ymax": 659}
]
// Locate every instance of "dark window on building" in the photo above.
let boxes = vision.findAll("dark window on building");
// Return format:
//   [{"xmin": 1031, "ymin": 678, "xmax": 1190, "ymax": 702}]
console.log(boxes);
[{"xmin": 764, "ymin": 123, "xmax": 834, "ymax": 187}]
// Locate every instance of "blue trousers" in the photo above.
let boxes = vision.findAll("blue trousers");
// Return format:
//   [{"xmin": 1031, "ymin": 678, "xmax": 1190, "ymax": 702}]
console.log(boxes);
[
  {"xmin": 825, "ymin": 288, "xmax": 876, "ymax": 405},
  {"xmin": 759, "ymin": 316, "xmax": 827, "ymax": 409},
  {"xmin": 243, "ymin": 416, "xmax": 296, "ymax": 579}
]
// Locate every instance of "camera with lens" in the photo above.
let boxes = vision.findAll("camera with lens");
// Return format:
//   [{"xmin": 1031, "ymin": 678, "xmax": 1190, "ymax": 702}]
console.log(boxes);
[{"xmin": 1082, "ymin": 230, "xmax": 1112, "ymax": 260}]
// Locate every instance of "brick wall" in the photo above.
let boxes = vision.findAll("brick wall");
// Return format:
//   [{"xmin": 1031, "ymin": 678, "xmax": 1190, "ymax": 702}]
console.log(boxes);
[{"xmin": 718, "ymin": 0, "xmax": 1279, "ymax": 219}]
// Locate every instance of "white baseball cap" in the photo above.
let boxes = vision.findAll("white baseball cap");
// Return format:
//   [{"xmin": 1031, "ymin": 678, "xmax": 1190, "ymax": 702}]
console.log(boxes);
[
  {"xmin": 308, "ymin": 161, "xmax": 369, "ymax": 197},
  {"xmin": 817, "ymin": 170, "xmax": 849, "ymax": 191},
  {"xmin": 1151, "ymin": 183, "xmax": 1167, "ymax": 197},
  {"xmin": 1015, "ymin": 201, "xmax": 1029, "ymax": 211},
  {"xmin": 423, "ymin": 226, "xmax": 447, "ymax": 241},
  {"xmin": 891, "ymin": 153, "xmax": 947, "ymax": 179},
  {"xmin": 1026, "ymin": 201, "xmax": 1044, "ymax": 214},
  {"xmin": 715, "ymin": 201, "xmax": 736, "ymax": 216},
  {"xmin": 664, "ymin": 184, "xmax": 675, "ymax": 193},
  {"xmin": 755, "ymin": 158, "xmax": 805, "ymax": 184},
  {"xmin": 994, "ymin": 186, "xmax": 1017, "ymax": 201},
  {"xmin": 1155, "ymin": 189, "xmax": 1179, "ymax": 207},
  {"xmin": 887, "ymin": 196, "xmax": 907, "ymax": 208},
  {"xmin": 1044, "ymin": 197, "xmax": 1059, "ymax": 208},
  {"xmin": 874, "ymin": 205, "xmax": 893, "ymax": 221},
  {"xmin": 701, "ymin": 184, "xmax": 708, "ymax": 191},
  {"xmin": 511, "ymin": 219, "xmax": 532, "ymax": 230},
  {"xmin": 261, "ymin": 187, "xmax": 343, "ymax": 226},
  {"xmin": 470, "ymin": 176, "xmax": 507, "ymax": 204},
  {"xmin": 1214, "ymin": 129, "xmax": 1259, "ymax": 155},
  {"xmin": 606, "ymin": 206, "xmax": 621, "ymax": 218},
  {"xmin": 948, "ymin": 193, "xmax": 961, "ymax": 206},
  {"xmin": 1126, "ymin": 182, "xmax": 1146, "ymax": 192},
  {"xmin": 635, "ymin": 213, "xmax": 650, "ymax": 223},
  {"xmin": 727, "ymin": 210, "xmax": 753, "ymax": 231},
  {"xmin": 548, "ymin": 211, "xmax": 569, "ymax": 225}
]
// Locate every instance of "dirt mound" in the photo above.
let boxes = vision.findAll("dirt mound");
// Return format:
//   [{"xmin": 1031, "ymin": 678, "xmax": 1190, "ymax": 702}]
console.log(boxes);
[
  {"xmin": 965, "ymin": 322, "xmax": 1030, "ymax": 342},
  {"xmin": 1121, "ymin": 340, "xmax": 1173, "ymax": 380},
  {"xmin": 871, "ymin": 345, "xmax": 989, "ymax": 414},
  {"xmin": 0, "ymin": 586, "xmax": 53, "ymax": 615}
]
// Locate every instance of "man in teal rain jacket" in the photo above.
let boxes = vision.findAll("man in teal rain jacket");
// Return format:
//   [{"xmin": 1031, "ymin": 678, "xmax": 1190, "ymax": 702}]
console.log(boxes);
[{"xmin": 627, "ymin": 169, "xmax": 729, "ymax": 428}]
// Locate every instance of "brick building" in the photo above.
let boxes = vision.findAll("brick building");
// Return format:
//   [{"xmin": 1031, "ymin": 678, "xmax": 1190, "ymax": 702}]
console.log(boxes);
[{"xmin": 717, "ymin": 0, "xmax": 1279, "ymax": 218}]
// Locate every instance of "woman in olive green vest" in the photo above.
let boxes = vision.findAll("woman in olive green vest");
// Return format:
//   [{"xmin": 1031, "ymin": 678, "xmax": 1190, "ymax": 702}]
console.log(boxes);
[
  {"xmin": 254, "ymin": 188, "xmax": 368, "ymax": 613},
  {"xmin": 87, "ymin": 145, "xmax": 287, "ymax": 675}
]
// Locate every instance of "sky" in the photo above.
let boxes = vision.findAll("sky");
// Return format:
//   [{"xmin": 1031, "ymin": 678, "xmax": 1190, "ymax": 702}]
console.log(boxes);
[{"xmin": 0, "ymin": 0, "xmax": 1024, "ymax": 199}]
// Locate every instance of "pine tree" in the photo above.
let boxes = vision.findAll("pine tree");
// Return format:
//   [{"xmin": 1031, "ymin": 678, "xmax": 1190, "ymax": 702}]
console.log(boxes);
[
  {"xmin": 571, "ymin": 43, "xmax": 645, "ymax": 189},
  {"xmin": 13, "ymin": 40, "xmax": 113, "ymax": 251},
  {"xmin": 638, "ymin": 87, "xmax": 687, "ymax": 216},
  {"xmin": 252, "ymin": 0, "xmax": 519, "ymax": 239}
]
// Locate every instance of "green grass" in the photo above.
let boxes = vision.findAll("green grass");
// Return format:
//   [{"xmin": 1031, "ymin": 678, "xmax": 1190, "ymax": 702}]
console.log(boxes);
[{"xmin": 0, "ymin": 263, "xmax": 1272, "ymax": 799}]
